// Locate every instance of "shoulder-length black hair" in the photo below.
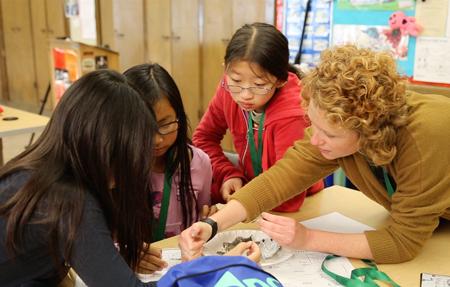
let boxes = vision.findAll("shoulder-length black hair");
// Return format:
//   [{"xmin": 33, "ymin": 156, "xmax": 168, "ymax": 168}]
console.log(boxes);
[
  {"xmin": 124, "ymin": 63, "xmax": 197, "ymax": 230},
  {"xmin": 224, "ymin": 22, "xmax": 301, "ymax": 80},
  {"xmin": 0, "ymin": 69, "xmax": 156, "ymax": 270}
]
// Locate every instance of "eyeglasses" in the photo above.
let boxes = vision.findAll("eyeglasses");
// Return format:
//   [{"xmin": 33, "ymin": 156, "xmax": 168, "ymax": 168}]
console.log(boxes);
[
  {"xmin": 157, "ymin": 119, "xmax": 179, "ymax": 135},
  {"xmin": 222, "ymin": 81, "xmax": 274, "ymax": 96}
]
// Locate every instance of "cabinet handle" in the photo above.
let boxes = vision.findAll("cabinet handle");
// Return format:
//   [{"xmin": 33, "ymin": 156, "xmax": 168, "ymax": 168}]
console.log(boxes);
[
  {"xmin": 172, "ymin": 35, "xmax": 180, "ymax": 40},
  {"xmin": 162, "ymin": 35, "xmax": 171, "ymax": 40},
  {"xmin": 221, "ymin": 38, "xmax": 230, "ymax": 43}
]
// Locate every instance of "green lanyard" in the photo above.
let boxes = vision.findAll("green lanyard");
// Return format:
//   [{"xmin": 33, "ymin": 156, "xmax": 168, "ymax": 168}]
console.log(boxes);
[
  {"xmin": 153, "ymin": 158, "xmax": 174, "ymax": 241},
  {"xmin": 247, "ymin": 111, "xmax": 265, "ymax": 177},
  {"xmin": 382, "ymin": 167, "xmax": 395, "ymax": 197},
  {"xmin": 322, "ymin": 255, "xmax": 401, "ymax": 287}
]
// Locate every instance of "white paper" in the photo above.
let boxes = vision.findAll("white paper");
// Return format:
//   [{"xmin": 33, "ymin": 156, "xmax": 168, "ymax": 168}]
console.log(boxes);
[
  {"xmin": 413, "ymin": 37, "xmax": 450, "ymax": 84},
  {"xmin": 137, "ymin": 248, "xmax": 182, "ymax": 282},
  {"xmin": 301, "ymin": 211, "xmax": 375, "ymax": 233},
  {"xmin": 264, "ymin": 250, "xmax": 354, "ymax": 286},
  {"xmin": 421, "ymin": 272, "xmax": 450, "ymax": 287},
  {"xmin": 415, "ymin": 0, "xmax": 450, "ymax": 37}
]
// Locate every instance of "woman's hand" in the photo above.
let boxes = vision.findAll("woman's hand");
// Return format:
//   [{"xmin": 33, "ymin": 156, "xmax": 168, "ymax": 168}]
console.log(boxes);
[
  {"xmin": 257, "ymin": 212, "xmax": 308, "ymax": 250},
  {"xmin": 225, "ymin": 241, "xmax": 261, "ymax": 263},
  {"xmin": 137, "ymin": 244, "xmax": 168, "ymax": 274},
  {"xmin": 201, "ymin": 204, "xmax": 218, "ymax": 219},
  {"xmin": 179, "ymin": 221, "xmax": 212, "ymax": 261},
  {"xmin": 220, "ymin": 178, "xmax": 243, "ymax": 202}
]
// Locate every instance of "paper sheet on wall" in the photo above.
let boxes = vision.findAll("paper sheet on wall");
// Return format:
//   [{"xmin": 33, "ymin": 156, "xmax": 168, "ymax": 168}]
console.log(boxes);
[
  {"xmin": 420, "ymin": 272, "xmax": 450, "ymax": 287},
  {"xmin": 415, "ymin": 0, "xmax": 450, "ymax": 37},
  {"xmin": 413, "ymin": 37, "xmax": 450, "ymax": 84}
]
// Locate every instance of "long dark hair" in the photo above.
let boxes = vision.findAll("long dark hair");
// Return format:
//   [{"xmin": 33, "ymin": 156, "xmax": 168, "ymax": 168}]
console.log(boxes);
[
  {"xmin": 124, "ymin": 63, "xmax": 197, "ymax": 232},
  {"xmin": 224, "ymin": 22, "xmax": 301, "ymax": 80},
  {"xmin": 0, "ymin": 70, "xmax": 156, "ymax": 270}
]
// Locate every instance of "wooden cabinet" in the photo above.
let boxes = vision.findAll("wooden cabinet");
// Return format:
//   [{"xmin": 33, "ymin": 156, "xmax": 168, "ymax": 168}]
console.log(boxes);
[
  {"xmin": 99, "ymin": 0, "xmax": 145, "ymax": 72},
  {"xmin": 1, "ymin": 0, "xmax": 39, "ymax": 109},
  {"xmin": 145, "ymin": 0, "xmax": 201, "ymax": 129},
  {"xmin": 0, "ymin": 0, "xmax": 67, "ymax": 111}
]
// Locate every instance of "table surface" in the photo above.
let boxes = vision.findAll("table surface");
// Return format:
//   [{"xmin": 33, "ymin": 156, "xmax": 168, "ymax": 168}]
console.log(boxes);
[
  {"xmin": 0, "ymin": 105, "xmax": 49, "ymax": 137},
  {"xmin": 153, "ymin": 185, "xmax": 450, "ymax": 287}
]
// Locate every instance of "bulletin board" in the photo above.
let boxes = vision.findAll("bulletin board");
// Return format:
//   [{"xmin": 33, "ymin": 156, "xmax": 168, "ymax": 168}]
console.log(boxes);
[
  {"xmin": 332, "ymin": 0, "xmax": 416, "ymax": 77},
  {"xmin": 331, "ymin": 0, "xmax": 450, "ymax": 85}
]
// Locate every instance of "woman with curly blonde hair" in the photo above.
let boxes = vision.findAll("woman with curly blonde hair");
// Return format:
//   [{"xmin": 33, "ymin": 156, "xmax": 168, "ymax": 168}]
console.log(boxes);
[{"xmin": 179, "ymin": 44, "xmax": 450, "ymax": 264}]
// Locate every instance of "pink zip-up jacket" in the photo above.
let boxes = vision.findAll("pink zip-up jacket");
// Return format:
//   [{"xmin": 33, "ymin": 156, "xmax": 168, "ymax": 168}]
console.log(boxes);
[{"xmin": 193, "ymin": 72, "xmax": 323, "ymax": 212}]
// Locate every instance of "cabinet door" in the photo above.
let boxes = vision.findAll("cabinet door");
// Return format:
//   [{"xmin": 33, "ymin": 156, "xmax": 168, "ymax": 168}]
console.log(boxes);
[
  {"xmin": 171, "ymin": 0, "xmax": 200, "ymax": 129},
  {"xmin": 31, "ymin": 0, "xmax": 67, "ymax": 110},
  {"xmin": 1, "ymin": 0, "xmax": 39, "ymax": 108},
  {"xmin": 112, "ymin": 0, "xmax": 145, "ymax": 71},
  {"xmin": 145, "ymin": 0, "xmax": 171, "ymax": 70},
  {"xmin": 46, "ymin": 0, "xmax": 67, "ymax": 37},
  {"xmin": 232, "ymin": 0, "xmax": 273, "ymax": 30}
]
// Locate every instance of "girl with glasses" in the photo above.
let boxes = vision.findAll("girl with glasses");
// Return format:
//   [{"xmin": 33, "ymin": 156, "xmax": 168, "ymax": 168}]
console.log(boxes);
[
  {"xmin": 193, "ymin": 22, "xmax": 323, "ymax": 212},
  {"xmin": 124, "ymin": 63, "xmax": 215, "ymax": 273}
]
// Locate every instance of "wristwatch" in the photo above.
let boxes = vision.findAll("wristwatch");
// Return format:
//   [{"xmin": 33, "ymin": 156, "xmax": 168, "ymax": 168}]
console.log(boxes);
[{"xmin": 199, "ymin": 217, "xmax": 218, "ymax": 242}]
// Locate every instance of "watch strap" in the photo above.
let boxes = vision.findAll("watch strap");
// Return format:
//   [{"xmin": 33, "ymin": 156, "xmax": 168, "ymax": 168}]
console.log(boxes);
[{"xmin": 200, "ymin": 217, "xmax": 218, "ymax": 242}]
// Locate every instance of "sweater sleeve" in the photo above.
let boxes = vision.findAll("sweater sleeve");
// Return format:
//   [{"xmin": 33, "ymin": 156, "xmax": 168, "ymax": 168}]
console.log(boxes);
[
  {"xmin": 230, "ymin": 128, "xmax": 339, "ymax": 221},
  {"xmin": 67, "ymin": 194, "xmax": 153, "ymax": 287},
  {"xmin": 193, "ymin": 84, "xmax": 245, "ymax": 197}
]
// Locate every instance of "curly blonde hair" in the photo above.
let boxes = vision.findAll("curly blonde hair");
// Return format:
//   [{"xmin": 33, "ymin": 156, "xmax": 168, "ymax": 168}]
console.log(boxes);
[{"xmin": 301, "ymin": 45, "xmax": 410, "ymax": 165}]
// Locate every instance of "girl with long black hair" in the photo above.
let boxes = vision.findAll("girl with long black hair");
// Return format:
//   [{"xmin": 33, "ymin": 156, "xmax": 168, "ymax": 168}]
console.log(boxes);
[
  {"xmin": 124, "ymin": 63, "xmax": 214, "ymax": 272},
  {"xmin": 0, "ymin": 70, "xmax": 158, "ymax": 286}
]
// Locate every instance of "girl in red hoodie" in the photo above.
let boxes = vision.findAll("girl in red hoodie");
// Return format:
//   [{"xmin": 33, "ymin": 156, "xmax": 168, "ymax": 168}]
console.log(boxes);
[{"xmin": 193, "ymin": 23, "xmax": 323, "ymax": 212}]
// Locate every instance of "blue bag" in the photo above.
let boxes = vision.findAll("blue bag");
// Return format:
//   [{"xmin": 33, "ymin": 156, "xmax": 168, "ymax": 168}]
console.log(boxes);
[{"xmin": 157, "ymin": 255, "xmax": 283, "ymax": 287}]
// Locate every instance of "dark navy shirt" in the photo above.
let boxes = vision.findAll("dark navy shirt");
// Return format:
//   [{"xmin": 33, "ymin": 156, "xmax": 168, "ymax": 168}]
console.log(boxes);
[{"xmin": 0, "ymin": 171, "xmax": 155, "ymax": 287}]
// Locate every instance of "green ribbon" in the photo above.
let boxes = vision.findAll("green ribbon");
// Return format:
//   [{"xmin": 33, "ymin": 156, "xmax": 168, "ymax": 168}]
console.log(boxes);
[
  {"xmin": 153, "ymin": 153, "xmax": 174, "ymax": 242},
  {"xmin": 247, "ymin": 111, "xmax": 265, "ymax": 177},
  {"xmin": 321, "ymin": 255, "xmax": 401, "ymax": 287}
]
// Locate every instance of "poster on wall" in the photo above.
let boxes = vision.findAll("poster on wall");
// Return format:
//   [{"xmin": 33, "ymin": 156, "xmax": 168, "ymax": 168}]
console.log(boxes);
[
  {"xmin": 332, "ymin": 24, "xmax": 409, "ymax": 60},
  {"xmin": 280, "ymin": 0, "xmax": 332, "ymax": 66},
  {"xmin": 336, "ymin": 0, "xmax": 414, "ymax": 10},
  {"xmin": 413, "ymin": 37, "xmax": 450, "ymax": 84}
]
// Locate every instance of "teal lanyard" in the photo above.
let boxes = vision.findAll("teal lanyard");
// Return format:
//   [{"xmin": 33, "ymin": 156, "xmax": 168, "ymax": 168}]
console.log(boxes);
[
  {"xmin": 154, "ymin": 158, "xmax": 173, "ymax": 241},
  {"xmin": 247, "ymin": 111, "xmax": 265, "ymax": 177},
  {"xmin": 382, "ymin": 167, "xmax": 395, "ymax": 197},
  {"xmin": 322, "ymin": 255, "xmax": 401, "ymax": 287}
]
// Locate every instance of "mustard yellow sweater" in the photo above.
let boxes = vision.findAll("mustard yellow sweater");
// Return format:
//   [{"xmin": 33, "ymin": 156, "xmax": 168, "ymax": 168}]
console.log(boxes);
[{"xmin": 230, "ymin": 91, "xmax": 450, "ymax": 263}]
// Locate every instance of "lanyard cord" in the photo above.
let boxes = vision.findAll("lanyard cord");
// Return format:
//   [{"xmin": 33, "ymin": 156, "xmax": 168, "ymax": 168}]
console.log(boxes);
[
  {"xmin": 322, "ymin": 255, "xmax": 401, "ymax": 287},
  {"xmin": 154, "ymin": 153, "xmax": 174, "ymax": 241},
  {"xmin": 382, "ymin": 167, "xmax": 395, "ymax": 197},
  {"xmin": 247, "ymin": 111, "xmax": 265, "ymax": 177}
]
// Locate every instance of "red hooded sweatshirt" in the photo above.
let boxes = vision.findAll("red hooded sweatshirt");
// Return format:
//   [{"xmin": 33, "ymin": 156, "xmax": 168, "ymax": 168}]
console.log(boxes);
[{"xmin": 193, "ymin": 72, "xmax": 323, "ymax": 212}]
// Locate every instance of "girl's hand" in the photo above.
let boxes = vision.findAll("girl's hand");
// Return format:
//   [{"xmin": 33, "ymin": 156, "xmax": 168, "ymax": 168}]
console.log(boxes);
[
  {"xmin": 257, "ymin": 212, "xmax": 308, "ymax": 250},
  {"xmin": 201, "ymin": 204, "xmax": 218, "ymax": 219},
  {"xmin": 137, "ymin": 244, "xmax": 168, "ymax": 274},
  {"xmin": 179, "ymin": 221, "xmax": 211, "ymax": 261},
  {"xmin": 220, "ymin": 178, "xmax": 243, "ymax": 202},
  {"xmin": 225, "ymin": 241, "xmax": 261, "ymax": 263}
]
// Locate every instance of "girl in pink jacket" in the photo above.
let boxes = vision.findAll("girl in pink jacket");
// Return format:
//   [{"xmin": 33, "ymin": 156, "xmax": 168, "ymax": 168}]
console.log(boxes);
[{"xmin": 193, "ymin": 23, "xmax": 323, "ymax": 212}]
